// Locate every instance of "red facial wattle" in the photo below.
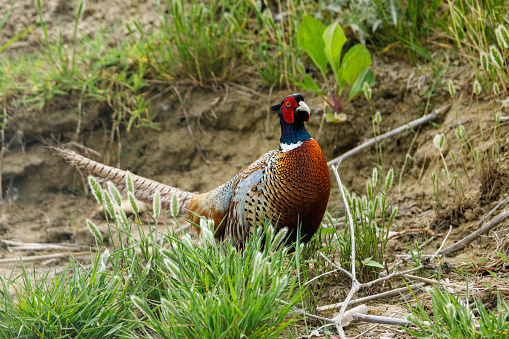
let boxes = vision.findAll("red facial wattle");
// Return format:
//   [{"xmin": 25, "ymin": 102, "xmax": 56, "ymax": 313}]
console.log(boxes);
[
  {"xmin": 283, "ymin": 107, "xmax": 294, "ymax": 124},
  {"xmin": 282, "ymin": 97, "xmax": 298, "ymax": 124}
]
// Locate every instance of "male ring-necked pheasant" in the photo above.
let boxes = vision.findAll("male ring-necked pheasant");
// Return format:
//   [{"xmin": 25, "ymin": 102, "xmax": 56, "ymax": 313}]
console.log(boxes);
[{"xmin": 56, "ymin": 94, "xmax": 331, "ymax": 246}]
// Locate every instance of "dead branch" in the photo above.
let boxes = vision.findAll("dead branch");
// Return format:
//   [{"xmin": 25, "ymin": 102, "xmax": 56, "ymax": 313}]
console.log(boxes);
[
  {"xmin": 327, "ymin": 105, "xmax": 450, "ymax": 166},
  {"xmin": 352, "ymin": 313, "xmax": 416, "ymax": 327},
  {"xmin": 439, "ymin": 209, "xmax": 509, "ymax": 256},
  {"xmin": 174, "ymin": 223, "xmax": 192, "ymax": 235},
  {"xmin": 317, "ymin": 283, "xmax": 426, "ymax": 312},
  {"xmin": 1, "ymin": 239, "xmax": 89, "ymax": 252},
  {"xmin": 363, "ymin": 265, "xmax": 424, "ymax": 287},
  {"xmin": 352, "ymin": 313, "xmax": 481, "ymax": 330},
  {"xmin": 0, "ymin": 251, "xmax": 91, "ymax": 264},
  {"xmin": 7, "ymin": 245, "xmax": 88, "ymax": 251},
  {"xmin": 331, "ymin": 163, "xmax": 360, "ymax": 338},
  {"xmin": 319, "ymin": 252, "xmax": 353, "ymax": 279},
  {"xmin": 432, "ymin": 225, "xmax": 452, "ymax": 260},
  {"xmin": 387, "ymin": 228, "xmax": 436, "ymax": 241},
  {"xmin": 466, "ymin": 267, "xmax": 509, "ymax": 273},
  {"xmin": 478, "ymin": 195, "xmax": 509, "ymax": 227}
]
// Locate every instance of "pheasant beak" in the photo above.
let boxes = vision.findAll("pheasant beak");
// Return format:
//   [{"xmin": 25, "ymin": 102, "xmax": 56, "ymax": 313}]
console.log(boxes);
[
  {"xmin": 296, "ymin": 101, "xmax": 310, "ymax": 121},
  {"xmin": 296, "ymin": 101, "xmax": 310, "ymax": 114}
]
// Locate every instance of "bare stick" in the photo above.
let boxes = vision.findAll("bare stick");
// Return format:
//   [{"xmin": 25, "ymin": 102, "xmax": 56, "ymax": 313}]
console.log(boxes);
[
  {"xmin": 352, "ymin": 312, "xmax": 397, "ymax": 339},
  {"xmin": 478, "ymin": 196, "xmax": 509, "ymax": 227},
  {"xmin": 387, "ymin": 228, "xmax": 436, "ymax": 241},
  {"xmin": 8, "ymin": 245, "xmax": 88, "ymax": 251},
  {"xmin": 291, "ymin": 305, "xmax": 367, "ymax": 329},
  {"xmin": 319, "ymin": 252, "xmax": 353, "ymax": 279},
  {"xmin": 362, "ymin": 265, "xmax": 423, "ymax": 287},
  {"xmin": 432, "ymin": 225, "xmax": 452, "ymax": 259},
  {"xmin": 327, "ymin": 105, "xmax": 449, "ymax": 166},
  {"xmin": 331, "ymin": 163, "xmax": 360, "ymax": 339},
  {"xmin": 174, "ymin": 223, "xmax": 192, "ymax": 235},
  {"xmin": 403, "ymin": 274, "xmax": 467, "ymax": 290},
  {"xmin": 1, "ymin": 240, "xmax": 90, "ymax": 251},
  {"xmin": 352, "ymin": 313, "xmax": 417, "ymax": 327},
  {"xmin": 418, "ymin": 235, "xmax": 437, "ymax": 250},
  {"xmin": 317, "ymin": 283, "xmax": 426, "ymax": 312},
  {"xmin": 0, "ymin": 251, "xmax": 91, "ymax": 264},
  {"xmin": 352, "ymin": 313, "xmax": 481, "ymax": 330},
  {"xmin": 439, "ymin": 209, "xmax": 509, "ymax": 256}
]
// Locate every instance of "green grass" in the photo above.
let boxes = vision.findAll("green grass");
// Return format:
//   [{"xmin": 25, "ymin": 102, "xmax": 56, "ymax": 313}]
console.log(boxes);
[
  {"xmin": 1, "ymin": 0, "xmax": 503, "ymax": 133},
  {"xmin": 0, "ymin": 176, "xmax": 312, "ymax": 338},
  {"xmin": 0, "ymin": 254, "xmax": 140, "ymax": 338},
  {"xmin": 406, "ymin": 285, "xmax": 509, "ymax": 338},
  {"xmin": 333, "ymin": 168, "xmax": 397, "ymax": 283}
]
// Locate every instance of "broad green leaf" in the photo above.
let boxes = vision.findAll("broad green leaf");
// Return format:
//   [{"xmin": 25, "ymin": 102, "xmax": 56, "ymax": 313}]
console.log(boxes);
[
  {"xmin": 323, "ymin": 23, "xmax": 346, "ymax": 85},
  {"xmin": 361, "ymin": 257, "xmax": 373, "ymax": 265},
  {"xmin": 361, "ymin": 257, "xmax": 384, "ymax": 268},
  {"xmin": 321, "ymin": 227, "xmax": 336, "ymax": 234},
  {"xmin": 297, "ymin": 16, "xmax": 327, "ymax": 76},
  {"xmin": 341, "ymin": 44, "xmax": 372, "ymax": 86},
  {"xmin": 348, "ymin": 68, "xmax": 375, "ymax": 100}
]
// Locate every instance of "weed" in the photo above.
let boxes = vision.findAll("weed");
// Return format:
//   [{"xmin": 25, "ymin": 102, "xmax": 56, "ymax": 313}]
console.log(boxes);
[
  {"xmin": 406, "ymin": 285, "xmax": 509, "ymax": 338},
  {"xmin": 335, "ymin": 168, "xmax": 397, "ymax": 283},
  {"xmin": 295, "ymin": 16, "xmax": 375, "ymax": 125},
  {"xmin": 0, "ymin": 253, "xmax": 141, "ymax": 338},
  {"xmin": 155, "ymin": 0, "xmax": 249, "ymax": 85},
  {"xmin": 0, "ymin": 174, "xmax": 311, "ymax": 338}
]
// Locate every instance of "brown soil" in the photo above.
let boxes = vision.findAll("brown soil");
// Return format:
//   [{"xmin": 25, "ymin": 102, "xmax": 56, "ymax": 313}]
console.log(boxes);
[{"xmin": 2, "ymin": 1, "xmax": 509, "ymax": 338}]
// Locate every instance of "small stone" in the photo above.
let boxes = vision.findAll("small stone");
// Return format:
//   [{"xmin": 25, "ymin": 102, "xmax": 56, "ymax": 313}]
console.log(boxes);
[{"xmin": 464, "ymin": 209, "xmax": 475, "ymax": 221}]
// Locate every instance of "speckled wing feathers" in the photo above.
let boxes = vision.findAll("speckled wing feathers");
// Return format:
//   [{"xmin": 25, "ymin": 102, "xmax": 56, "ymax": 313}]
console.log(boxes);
[
  {"xmin": 225, "ymin": 150, "xmax": 276, "ymax": 244},
  {"xmin": 225, "ymin": 140, "xmax": 331, "ymax": 246}
]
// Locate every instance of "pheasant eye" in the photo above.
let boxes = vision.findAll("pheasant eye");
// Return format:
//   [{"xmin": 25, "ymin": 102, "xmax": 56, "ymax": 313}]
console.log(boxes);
[{"xmin": 285, "ymin": 101, "xmax": 291, "ymax": 107}]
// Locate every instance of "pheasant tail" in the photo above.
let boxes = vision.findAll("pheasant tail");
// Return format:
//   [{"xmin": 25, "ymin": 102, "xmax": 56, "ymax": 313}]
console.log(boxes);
[{"xmin": 52, "ymin": 148, "xmax": 196, "ymax": 214}]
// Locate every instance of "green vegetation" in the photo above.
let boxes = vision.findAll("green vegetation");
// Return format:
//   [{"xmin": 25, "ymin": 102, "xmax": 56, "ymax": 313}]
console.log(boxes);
[
  {"xmin": 0, "ymin": 252, "xmax": 139, "ymax": 338},
  {"xmin": 296, "ymin": 16, "xmax": 374, "ymax": 121},
  {"xmin": 333, "ymin": 168, "xmax": 397, "ymax": 282},
  {"xmin": 406, "ymin": 286, "xmax": 509, "ymax": 338},
  {"xmin": 1, "ymin": 0, "xmax": 509, "ymax": 337},
  {"xmin": 0, "ymin": 176, "xmax": 308, "ymax": 338}
]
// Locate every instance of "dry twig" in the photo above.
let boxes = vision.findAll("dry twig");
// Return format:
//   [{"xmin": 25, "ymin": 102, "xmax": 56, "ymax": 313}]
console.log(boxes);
[
  {"xmin": 439, "ymin": 209, "xmax": 509, "ymax": 256},
  {"xmin": 327, "ymin": 105, "xmax": 450, "ymax": 166},
  {"xmin": 0, "ymin": 251, "xmax": 91, "ymax": 264},
  {"xmin": 331, "ymin": 163, "xmax": 360, "ymax": 338},
  {"xmin": 317, "ymin": 283, "xmax": 426, "ymax": 312}
]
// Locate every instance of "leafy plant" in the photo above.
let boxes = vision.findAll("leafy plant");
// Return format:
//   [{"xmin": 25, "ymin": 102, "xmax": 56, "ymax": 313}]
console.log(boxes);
[{"xmin": 296, "ymin": 16, "xmax": 375, "ymax": 123}]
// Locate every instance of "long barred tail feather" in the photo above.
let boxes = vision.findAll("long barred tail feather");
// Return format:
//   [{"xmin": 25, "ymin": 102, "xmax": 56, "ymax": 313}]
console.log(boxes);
[{"xmin": 53, "ymin": 147, "xmax": 195, "ymax": 213}]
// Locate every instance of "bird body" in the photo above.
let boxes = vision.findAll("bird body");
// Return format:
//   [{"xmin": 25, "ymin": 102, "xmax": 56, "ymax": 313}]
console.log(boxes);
[{"xmin": 56, "ymin": 94, "xmax": 330, "ymax": 246}]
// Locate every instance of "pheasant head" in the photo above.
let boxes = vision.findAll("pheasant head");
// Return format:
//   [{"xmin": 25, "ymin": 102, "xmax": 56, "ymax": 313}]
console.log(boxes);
[{"xmin": 271, "ymin": 94, "xmax": 312, "ymax": 150}]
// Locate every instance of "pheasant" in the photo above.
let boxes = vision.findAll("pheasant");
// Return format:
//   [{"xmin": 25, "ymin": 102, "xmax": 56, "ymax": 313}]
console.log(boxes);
[{"xmin": 55, "ymin": 94, "xmax": 331, "ymax": 246}]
